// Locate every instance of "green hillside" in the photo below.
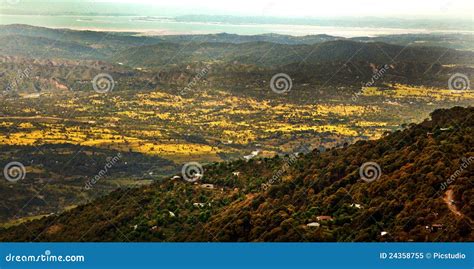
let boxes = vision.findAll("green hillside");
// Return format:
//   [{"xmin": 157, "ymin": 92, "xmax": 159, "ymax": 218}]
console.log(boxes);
[{"xmin": 0, "ymin": 106, "xmax": 472, "ymax": 242}]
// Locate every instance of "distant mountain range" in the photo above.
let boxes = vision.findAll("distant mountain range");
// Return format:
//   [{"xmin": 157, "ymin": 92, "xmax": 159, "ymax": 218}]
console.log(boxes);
[
  {"xmin": 114, "ymin": 40, "xmax": 474, "ymax": 68},
  {"xmin": 1, "ymin": 25, "xmax": 473, "ymax": 95},
  {"xmin": 0, "ymin": 24, "xmax": 473, "ymax": 63}
]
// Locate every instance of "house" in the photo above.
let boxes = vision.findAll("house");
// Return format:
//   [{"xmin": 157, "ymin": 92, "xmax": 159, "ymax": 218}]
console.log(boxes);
[
  {"xmin": 380, "ymin": 231, "xmax": 389, "ymax": 236},
  {"xmin": 232, "ymin": 172, "xmax": 240, "ymax": 176},
  {"xmin": 427, "ymin": 224, "xmax": 444, "ymax": 232},
  {"xmin": 169, "ymin": 211, "xmax": 176, "ymax": 217},
  {"xmin": 193, "ymin": 203, "xmax": 205, "ymax": 208},
  {"xmin": 193, "ymin": 202, "xmax": 211, "ymax": 208},
  {"xmin": 440, "ymin": 127, "xmax": 453, "ymax": 131},
  {"xmin": 201, "ymin": 184, "xmax": 215, "ymax": 189},
  {"xmin": 251, "ymin": 150, "xmax": 261, "ymax": 156},
  {"xmin": 244, "ymin": 150, "xmax": 260, "ymax": 161},
  {"xmin": 306, "ymin": 222, "xmax": 320, "ymax": 228},
  {"xmin": 316, "ymin": 216, "xmax": 333, "ymax": 221},
  {"xmin": 244, "ymin": 154, "xmax": 255, "ymax": 161}
]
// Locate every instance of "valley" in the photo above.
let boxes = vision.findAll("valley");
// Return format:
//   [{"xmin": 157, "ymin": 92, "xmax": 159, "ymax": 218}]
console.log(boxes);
[{"xmin": 0, "ymin": 25, "xmax": 472, "ymax": 242}]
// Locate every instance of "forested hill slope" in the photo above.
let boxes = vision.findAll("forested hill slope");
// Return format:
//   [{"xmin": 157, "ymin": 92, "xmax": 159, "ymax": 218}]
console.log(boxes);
[
  {"xmin": 114, "ymin": 40, "xmax": 474, "ymax": 68},
  {"xmin": 0, "ymin": 106, "xmax": 472, "ymax": 242}
]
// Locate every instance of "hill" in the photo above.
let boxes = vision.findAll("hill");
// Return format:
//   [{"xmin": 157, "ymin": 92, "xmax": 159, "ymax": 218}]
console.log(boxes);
[
  {"xmin": 0, "ymin": 106, "xmax": 472, "ymax": 242},
  {"xmin": 1, "ymin": 25, "xmax": 473, "ymax": 64},
  {"xmin": 0, "ymin": 35, "xmax": 108, "ymax": 60},
  {"xmin": 0, "ymin": 24, "xmax": 163, "ymax": 56},
  {"xmin": 114, "ymin": 40, "xmax": 474, "ymax": 68}
]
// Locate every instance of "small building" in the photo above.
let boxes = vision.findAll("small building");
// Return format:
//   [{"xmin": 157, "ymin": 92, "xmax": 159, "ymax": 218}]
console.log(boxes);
[
  {"xmin": 380, "ymin": 231, "xmax": 388, "ymax": 236},
  {"xmin": 244, "ymin": 154, "xmax": 255, "ymax": 161},
  {"xmin": 201, "ymin": 184, "xmax": 215, "ymax": 190},
  {"xmin": 350, "ymin": 203, "xmax": 363, "ymax": 209},
  {"xmin": 306, "ymin": 222, "xmax": 320, "ymax": 228},
  {"xmin": 232, "ymin": 172, "xmax": 240, "ymax": 176},
  {"xmin": 426, "ymin": 224, "xmax": 444, "ymax": 232},
  {"xmin": 440, "ymin": 127, "xmax": 453, "ymax": 131},
  {"xmin": 193, "ymin": 203, "xmax": 208, "ymax": 208},
  {"xmin": 251, "ymin": 150, "xmax": 261, "ymax": 156},
  {"xmin": 316, "ymin": 216, "xmax": 333, "ymax": 221},
  {"xmin": 193, "ymin": 203, "xmax": 204, "ymax": 208},
  {"xmin": 244, "ymin": 150, "xmax": 260, "ymax": 161}
]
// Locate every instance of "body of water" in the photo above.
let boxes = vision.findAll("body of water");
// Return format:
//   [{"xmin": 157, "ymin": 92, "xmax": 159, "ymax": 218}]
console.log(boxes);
[{"xmin": 1, "ymin": 15, "xmax": 472, "ymax": 37}]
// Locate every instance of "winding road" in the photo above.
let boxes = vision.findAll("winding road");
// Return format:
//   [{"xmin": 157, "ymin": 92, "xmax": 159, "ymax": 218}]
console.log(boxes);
[{"xmin": 443, "ymin": 189, "xmax": 473, "ymax": 224}]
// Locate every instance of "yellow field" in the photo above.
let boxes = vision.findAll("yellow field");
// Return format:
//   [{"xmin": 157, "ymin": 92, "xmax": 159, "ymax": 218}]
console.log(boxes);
[{"xmin": 2, "ymin": 84, "xmax": 467, "ymax": 163}]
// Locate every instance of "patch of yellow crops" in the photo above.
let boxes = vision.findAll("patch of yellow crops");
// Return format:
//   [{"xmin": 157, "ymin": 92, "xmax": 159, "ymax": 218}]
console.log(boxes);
[
  {"xmin": 356, "ymin": 121, "xmax": 388, "ymax": 127},
  {"xmin": 4, "ymin": 84, "xmax": 451, "ymax": 164},
  {"xmin": 265, "ymin": 124, "xmax": 358, "ymax": 136},
  {"xmin": 363, "ymin": 84, "xmax": 474, "ymax": 101}
]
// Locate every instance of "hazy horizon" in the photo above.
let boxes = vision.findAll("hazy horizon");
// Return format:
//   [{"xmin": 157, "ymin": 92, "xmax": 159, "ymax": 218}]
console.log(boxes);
[
  {"xmin": 1, "ymin": 0, "xmax": 473, "ymax": 37},
  {"xmin": 1, "ymin": 0, "xmax": 473, "ymax": 19}
]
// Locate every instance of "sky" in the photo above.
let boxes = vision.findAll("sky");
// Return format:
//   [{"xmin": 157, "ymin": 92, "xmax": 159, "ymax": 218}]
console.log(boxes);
[
  {"xmin": 1, "ymin": 0, "xmax": 473, "ymax": 19},
  {"xmin": 94, "ymin": 0, "xmax": 474, "ymax": 18}
]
